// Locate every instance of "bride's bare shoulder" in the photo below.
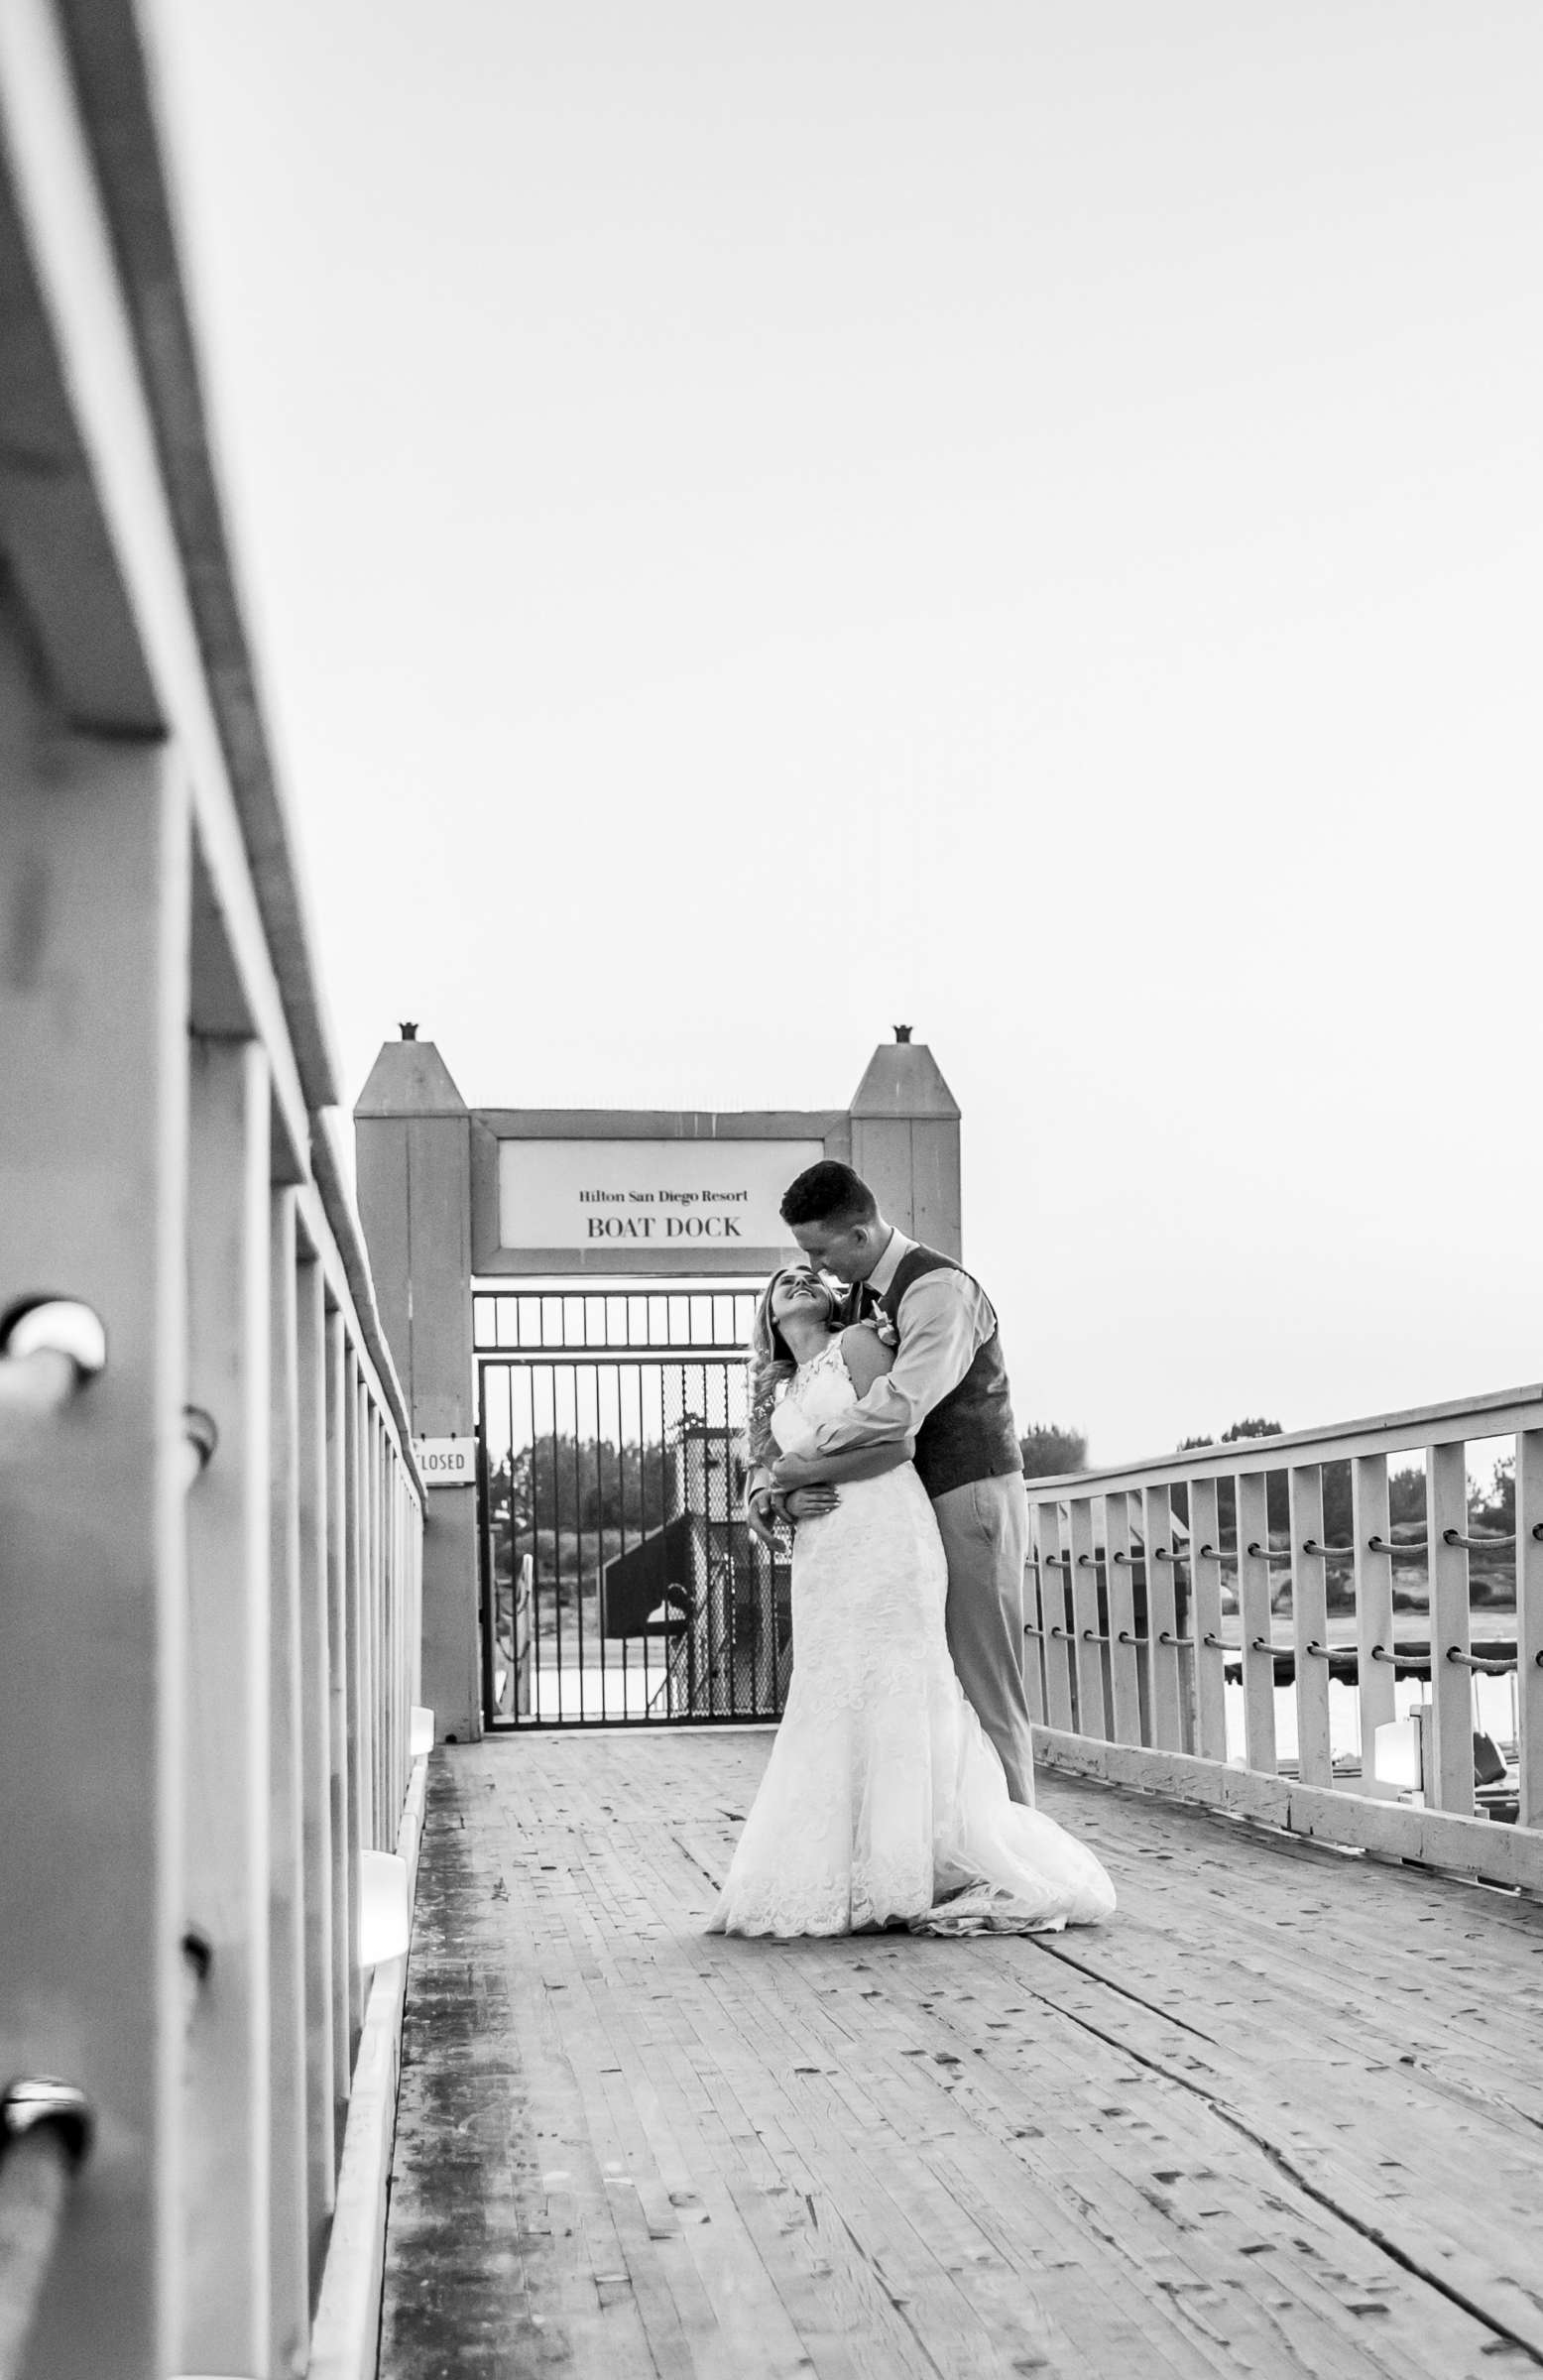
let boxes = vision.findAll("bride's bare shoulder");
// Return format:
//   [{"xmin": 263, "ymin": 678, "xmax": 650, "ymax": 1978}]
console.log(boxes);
[{"xmin": 839, "ymin": 1323, "xmax": 893, "ymax": 1396}]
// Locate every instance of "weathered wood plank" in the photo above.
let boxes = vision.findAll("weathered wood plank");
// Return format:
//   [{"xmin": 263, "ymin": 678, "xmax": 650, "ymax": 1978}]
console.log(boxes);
[{"xmin": 382, "ymin": 1732, "xmax": 1543, "ymax": 2380}]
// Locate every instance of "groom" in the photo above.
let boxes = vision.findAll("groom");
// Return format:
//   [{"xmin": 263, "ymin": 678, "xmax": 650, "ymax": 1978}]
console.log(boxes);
[{"xmin": 747, "ymin": 1159, "xmax": 1037, "ymax": 1806}]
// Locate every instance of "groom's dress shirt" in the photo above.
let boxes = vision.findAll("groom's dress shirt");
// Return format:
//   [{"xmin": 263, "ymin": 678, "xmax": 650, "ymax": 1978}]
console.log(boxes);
[{"xmin": 809, "ymin": 1228, "xmax": 995, "ymax": 1457}]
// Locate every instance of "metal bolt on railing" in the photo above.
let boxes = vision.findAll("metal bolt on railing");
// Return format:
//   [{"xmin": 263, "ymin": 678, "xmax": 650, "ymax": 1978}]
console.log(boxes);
[
  {"xmin": 1157, "ymin": 1630, "xmax": 1194, "ymax": 1646},
  {"xmin": 1300, "ymin": 1539, "xmax": 1356, "ymax": 1558},
  {"xmin": 0, "ymin": 2080, "xmax": 93, "ymax": 2379},
  {"xmin": 180, "ymin": 1404, "xmax": 219, "ymax": 1491},
  {"xmin": 0, "ymin": 1298, "xmax": 106, "ymax": 1433},
  {"xmin": 1081, "ymin": 1628, "xmax": 1111, "ymax": 1643},
  {"xmin": 1246, "ymin": 1543, "xmax": 1293, "ymax": 1564}
]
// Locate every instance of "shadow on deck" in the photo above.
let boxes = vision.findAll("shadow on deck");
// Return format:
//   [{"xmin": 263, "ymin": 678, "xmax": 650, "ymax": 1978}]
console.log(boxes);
[{"xmin": 380, "ymin": 1732, "xmax": 1543, "ymax": 2380}]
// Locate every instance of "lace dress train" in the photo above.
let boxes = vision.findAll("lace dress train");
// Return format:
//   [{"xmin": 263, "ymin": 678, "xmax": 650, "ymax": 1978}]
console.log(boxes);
[{"xmin": 708, "ymin": 1341, "xmax": 1117, "ymax": 1940}]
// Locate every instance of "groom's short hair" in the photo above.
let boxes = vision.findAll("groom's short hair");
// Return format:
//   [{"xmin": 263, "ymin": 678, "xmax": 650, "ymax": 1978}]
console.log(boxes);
[{"xmin": 779, "ymin": 1161, "xmax": 878, "ymax": 1230}]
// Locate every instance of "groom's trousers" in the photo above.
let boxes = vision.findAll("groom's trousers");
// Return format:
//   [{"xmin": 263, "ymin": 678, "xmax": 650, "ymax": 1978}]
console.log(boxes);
[{"xmin": 931, "ymin": 1474, "xmax": 1036, "ymax": 1806}]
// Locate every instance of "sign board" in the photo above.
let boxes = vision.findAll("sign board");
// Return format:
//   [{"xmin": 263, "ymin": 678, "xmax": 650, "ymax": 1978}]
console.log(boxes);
[
  {"xmin": 413, "ymin": 1437, "xmax": 476, "ymax": 1488},
  {"xmin": 496, "ymin": 1138, "xmax": 825, "ymax": 1255}
]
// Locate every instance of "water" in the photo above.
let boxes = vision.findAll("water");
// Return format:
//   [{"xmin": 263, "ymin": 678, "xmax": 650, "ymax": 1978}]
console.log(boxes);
[
  {"xmin": 1228, "ymin": 1672, "xmax": 1518, "ymax": 1769},
  {"xmin": 503, "ymin": 1650, "xmax": 1522, "ymax": 1763}
]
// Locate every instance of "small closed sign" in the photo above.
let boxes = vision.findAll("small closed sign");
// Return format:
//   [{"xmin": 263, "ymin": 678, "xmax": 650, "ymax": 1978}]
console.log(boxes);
[{"xmin": 414, "ymin": 1437, "xmax": 475, "ymax": 1487}]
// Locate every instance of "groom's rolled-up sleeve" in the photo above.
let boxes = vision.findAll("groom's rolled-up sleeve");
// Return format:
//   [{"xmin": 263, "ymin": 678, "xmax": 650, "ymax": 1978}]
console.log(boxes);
[{"xmin": 810, "ymin": 1271, "xmax": 991, "ymax": 1453}]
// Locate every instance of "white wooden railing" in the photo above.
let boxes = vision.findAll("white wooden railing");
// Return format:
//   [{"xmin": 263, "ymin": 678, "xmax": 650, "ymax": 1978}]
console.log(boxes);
[
  {"xmin": 1025, "ymin": 1386, "xmax": 1543, "ymax": 1893},
  {"xmin": 0, "ymin": 6, "xmax": 426, "ymax": 2376}
]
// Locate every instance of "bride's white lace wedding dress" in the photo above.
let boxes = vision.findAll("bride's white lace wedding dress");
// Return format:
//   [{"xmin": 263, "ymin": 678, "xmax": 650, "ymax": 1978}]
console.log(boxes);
[{"xmin": 708, "ymin": 1338, "xmax": 1117, "ymax": 1939}]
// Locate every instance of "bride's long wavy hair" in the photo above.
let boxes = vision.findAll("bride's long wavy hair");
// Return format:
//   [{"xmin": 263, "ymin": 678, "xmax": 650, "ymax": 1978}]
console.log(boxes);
[{"xmin": 743, "ymin": 1267, "xmax": 835, "ymax": 1468}]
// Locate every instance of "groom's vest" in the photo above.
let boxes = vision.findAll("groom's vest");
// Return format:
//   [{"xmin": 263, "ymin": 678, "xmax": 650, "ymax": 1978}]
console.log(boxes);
[{"xmin": 874, "ymin": 1245, "xmax": 1022, "ymax": 1501}]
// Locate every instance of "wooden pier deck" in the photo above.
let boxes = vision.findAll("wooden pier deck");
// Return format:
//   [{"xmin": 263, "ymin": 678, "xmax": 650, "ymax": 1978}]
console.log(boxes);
[{"xmin": 381, "ymin": 1731, "xmax": 1543, "ymax": 2380}]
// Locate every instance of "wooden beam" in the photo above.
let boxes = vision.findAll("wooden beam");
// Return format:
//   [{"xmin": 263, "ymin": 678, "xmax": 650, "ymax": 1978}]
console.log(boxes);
[
  {"xmin": 268, "ymin": 1193, "xmax": 309, "ymax": 2367},
  {"xmin": 1188, "ymin": 1478, "xmax": 1227, "ymax": 1763},
  {"xmin": 1426, "ymin": 1443, "xmax": 1473, "ymax": 1817},
  {"xmin": 1519, "ymin": 1430, "xmax": 1543, "ymax": 1833},
  {"xmin": 1289, "ymin": 1464, "xmax": 1332, "ymax": 1787},
  {"xmin": 1033, "ymin": 1727, "xmax": 1543, "ymax": 1892},
  {"xmin": 1353, "ymin": 1454, "xmax": 1398, "ymax": 1798},
  {"xmin": 297, "ymin": 1252, "xmax": 337, "ymax": 2293},
  {"xmin": 0, "ymin": 714, "xmax": 189, "ymax": 2378},
  {"xmin": 179, "ymin": 1036, "xmax": 273, "ymax": 2376}
]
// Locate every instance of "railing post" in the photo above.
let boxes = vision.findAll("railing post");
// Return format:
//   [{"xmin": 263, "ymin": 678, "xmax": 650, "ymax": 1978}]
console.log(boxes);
[
  {"xmin": 1426, "ymin": 1442, "xmax": 1474, "ymax": 1817},
  {"xmin": 1036, "ymin": 1503, "xmax": 1074, "ymax": 1731},
  {"xmin": 179, "ymin": 1036, "xmax": 273, "ymax": 2375},
  {"xmin": 344, "ymin": 1354, "xmax": 370, "ymax": 2050},
  {"xmin": 1518, "ymin": 1429, "xmax": 1543, "ymax": 1832},
  {"xmin": 1067, "ymin": 1495, "xmax": 1107, "ymax": 1739},
  {"xmin": 1188, "ymin": 1478, "xmax": 1227, "ymax": 1762},
  {"xmin": 0, "ymin": 725, "xmax": 190, "ymax": 2379},
  {"xmin": 1352, "ymin": 1455, "xmax": 1397, "ymax": 1797},
  {"xmin": 1142, "ymin": 1484, "xmax": 1183, "ymax": 1750},
  {"xmin": 353, "ymin": 1371, "xmax": 378, "ymax": 1851},
  {"xmin": 1236, "ymin": 1472, "xmax": 1278, "ymax": 1771},
  {"xmin": 1289, "ymin": 1465, "xmax": 1332, "ymax": 1786},
  {"xmin": 296, "ymin": 1246, "xmax": 337, "ymax": 2292},
  {"xmin": 1022, "ymin": 1505, "xmax": 1047, "ymax": 1726},
  {"xmin": 325, "ymin": 1308, "xmax": 356, "ymax": 2119},
  {"xmin": 1103, "ymin": 1492, "xmax": 1142, "ymax": 1744},
  {"xmin": 268, "ymin": 1192, "xmax": 310, "ymax": 2365}
]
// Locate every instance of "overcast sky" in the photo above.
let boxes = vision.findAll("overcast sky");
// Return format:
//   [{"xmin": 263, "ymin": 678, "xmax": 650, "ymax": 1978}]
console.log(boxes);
[{"xmin": 149, "ymin": 0, "xmax": 1542, "ymax": 1468}]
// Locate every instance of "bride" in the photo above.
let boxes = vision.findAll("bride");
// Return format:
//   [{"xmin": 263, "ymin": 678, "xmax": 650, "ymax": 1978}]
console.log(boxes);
[{"xmin": 708, "ymin": 1265, "xmax": 1117, "ymax": 1939}]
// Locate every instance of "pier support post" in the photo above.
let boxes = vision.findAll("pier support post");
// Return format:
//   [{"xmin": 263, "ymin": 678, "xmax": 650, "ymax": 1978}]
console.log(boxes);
[
  {"xmin": 355, "ymin": 1037, "xmax": 480, "ymax": 1741},
  {"xmin": 848, "ymin": 1032, "xmax": 963, "ymax": 1255}
]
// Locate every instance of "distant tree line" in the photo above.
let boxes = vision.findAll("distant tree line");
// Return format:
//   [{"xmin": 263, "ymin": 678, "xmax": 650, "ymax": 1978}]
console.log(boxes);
[
  {"xmin": 486, "ymin": 1435, "xmax": 677, "ymax": 1550},
  {"xmin": 1019, "ymin": 1425, "xmax": 1088, "ymax": 1479},
  {"xmin": 1177, "ymin": 1422, "xmax": 1514, "ymax": 1544}
]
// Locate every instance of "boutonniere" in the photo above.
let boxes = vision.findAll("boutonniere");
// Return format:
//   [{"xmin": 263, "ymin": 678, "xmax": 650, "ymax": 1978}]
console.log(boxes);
[{"xmin": 864, "ymin": 1315, "xmax": 899, "ymax": 1348}]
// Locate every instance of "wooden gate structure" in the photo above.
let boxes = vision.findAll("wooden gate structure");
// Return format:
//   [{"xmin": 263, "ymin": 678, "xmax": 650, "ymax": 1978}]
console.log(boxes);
[{"xmin": 353, "ymin": 1030, "xmax": 964, "ymax": 1742}]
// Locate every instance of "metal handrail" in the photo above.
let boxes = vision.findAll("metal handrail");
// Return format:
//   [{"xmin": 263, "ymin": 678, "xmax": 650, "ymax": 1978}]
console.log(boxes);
[{"xmin": 1020, "ymin": 1376, "xmax": 1543, "ymax": 1496}]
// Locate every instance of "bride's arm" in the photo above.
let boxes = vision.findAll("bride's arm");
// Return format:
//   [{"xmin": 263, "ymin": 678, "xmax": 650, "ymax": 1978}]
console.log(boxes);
[{"xmin": 771, "ymin": 1439, "xmax": 915, "ymax": 1488}]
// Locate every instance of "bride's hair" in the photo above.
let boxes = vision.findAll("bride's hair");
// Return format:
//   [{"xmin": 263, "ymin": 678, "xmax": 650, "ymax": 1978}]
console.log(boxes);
[{"xmin": 744, "ymin": 1268, "xmax": 831, "ymax": 1467}]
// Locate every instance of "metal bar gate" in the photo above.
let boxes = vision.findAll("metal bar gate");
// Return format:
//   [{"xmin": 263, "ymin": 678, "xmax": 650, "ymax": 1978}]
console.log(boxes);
[{"xmin": 474, "ymin": 1287, "xmax": 790, "ymax": 1726}]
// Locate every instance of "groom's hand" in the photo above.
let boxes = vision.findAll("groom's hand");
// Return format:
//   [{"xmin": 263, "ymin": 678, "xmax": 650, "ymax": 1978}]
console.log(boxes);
[{"xmin": 781, "ymin": 1486, "xmax": 839, "ymax": 1523}]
